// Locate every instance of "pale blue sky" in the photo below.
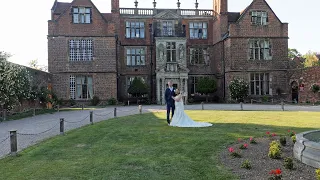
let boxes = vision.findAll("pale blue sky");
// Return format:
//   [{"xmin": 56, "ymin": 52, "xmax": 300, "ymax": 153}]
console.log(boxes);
[{"xmin": 0, "ymin": 0, "xmax": 318, "ymax": 67}]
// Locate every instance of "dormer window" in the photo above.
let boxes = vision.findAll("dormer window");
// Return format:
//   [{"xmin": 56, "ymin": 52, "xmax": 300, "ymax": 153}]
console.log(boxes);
[
  {"xmin": 251, "ymin": 11, "xmax": 268, "ymax": 25},
  {"xmin": 72, "ymin": 7, "xmax": 91, "ymax": 24}
]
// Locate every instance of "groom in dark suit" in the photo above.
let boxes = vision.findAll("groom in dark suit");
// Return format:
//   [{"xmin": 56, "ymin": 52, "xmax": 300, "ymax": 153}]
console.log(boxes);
[{"xmin": 165, "ymin": 80, "xmax": 176, "ymax": 125}]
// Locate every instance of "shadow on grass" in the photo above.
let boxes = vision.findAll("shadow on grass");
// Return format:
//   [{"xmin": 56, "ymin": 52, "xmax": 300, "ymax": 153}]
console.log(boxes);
[{"xmin": 0, "ymin": 111, "xmax": 319, "ymax": 180}]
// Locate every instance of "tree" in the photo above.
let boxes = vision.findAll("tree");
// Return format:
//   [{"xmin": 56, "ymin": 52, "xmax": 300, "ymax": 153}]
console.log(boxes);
[
  {"xmin": 288, "ymin": 48, "xmax": 302, "ymax": 59},
  {"xmin": 127, "ymin": 77, "xmax": 148, "ymax": 104},
  {"xmin": 303, "ymin": 51, "xmax": 319, "ymax": 67},
  {"xmin": 229, "ymin": 78, "xmax": 249, "ymax": 102},
  {"xmin": 0, "ymin": 52, "xmax": 32, "ymax": 110},
  {"xmin": 28, "ymin": 59, "xmax": 48, "ymax": 72},
  {"xmin": 197, "ymin": 77, "xmax": 217, "ymax": 102}
]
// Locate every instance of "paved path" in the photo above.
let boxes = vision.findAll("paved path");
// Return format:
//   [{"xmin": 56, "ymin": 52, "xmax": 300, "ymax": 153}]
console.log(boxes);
[{"xmin": 0, "ymin": 103, "xmax": 319, "ymax": 158}]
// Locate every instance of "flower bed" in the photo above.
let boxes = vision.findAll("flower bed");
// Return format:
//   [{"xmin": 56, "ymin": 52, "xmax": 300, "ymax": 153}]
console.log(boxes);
[{"xmin": 220, "ymin": 134, "xmax": 317, "ymax": 179}]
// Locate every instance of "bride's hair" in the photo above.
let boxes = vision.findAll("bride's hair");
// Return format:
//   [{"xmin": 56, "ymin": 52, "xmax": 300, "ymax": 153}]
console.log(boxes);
[{"xmin": 175, "ymin": 89, "xmax": 180, "ymax": 95}]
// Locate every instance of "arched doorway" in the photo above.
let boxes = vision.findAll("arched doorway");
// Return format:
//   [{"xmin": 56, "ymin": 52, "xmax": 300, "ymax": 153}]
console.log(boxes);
[{"xmin": 291, "ymin": 81, "xmax": 299, "ymax": 103}]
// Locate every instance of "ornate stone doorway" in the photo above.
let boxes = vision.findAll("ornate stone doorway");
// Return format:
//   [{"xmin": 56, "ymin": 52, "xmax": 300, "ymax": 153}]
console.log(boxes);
[{"xmin": 155, "ymin": 37, "xmax": 189, "ymax": 104}]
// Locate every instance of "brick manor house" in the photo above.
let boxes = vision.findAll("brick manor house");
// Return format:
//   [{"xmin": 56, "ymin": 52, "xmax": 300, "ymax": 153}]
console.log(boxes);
[{"xmin": 48, "ymin": 0, "xmax": 290, "ymax": 104}]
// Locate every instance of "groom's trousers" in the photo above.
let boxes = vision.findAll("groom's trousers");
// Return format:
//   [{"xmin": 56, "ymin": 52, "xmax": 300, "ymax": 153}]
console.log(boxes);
[{"xmin": 166, "ymin": 103, "xmax": 175, "ymax": 124}]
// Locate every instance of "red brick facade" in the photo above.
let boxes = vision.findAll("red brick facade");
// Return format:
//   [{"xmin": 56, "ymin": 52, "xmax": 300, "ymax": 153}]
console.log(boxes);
[
  {"xmin": 48, "ymin": 0, "xmax": 293, "ymax": 103},
  {"xmin": 290, "ymin": 67, "xmax": 320, "ymax": 103}
]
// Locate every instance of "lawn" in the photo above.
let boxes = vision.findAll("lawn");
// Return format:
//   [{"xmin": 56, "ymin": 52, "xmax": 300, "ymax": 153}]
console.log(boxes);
[{"xmin": 0, "ymin": 110, "xmax": 320, "ymax": 180}]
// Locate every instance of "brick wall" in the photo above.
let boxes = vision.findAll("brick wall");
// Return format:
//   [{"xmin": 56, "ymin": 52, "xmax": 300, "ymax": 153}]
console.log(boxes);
[{"xmin": 290, "ymin": 67, "xmax": 320, "ymax": 103}]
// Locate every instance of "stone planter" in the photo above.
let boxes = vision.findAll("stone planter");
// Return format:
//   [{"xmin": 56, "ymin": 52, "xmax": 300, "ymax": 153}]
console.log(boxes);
[{"xmin": 293, "ymin": 130, "xmax": 320, "ymax": 168}]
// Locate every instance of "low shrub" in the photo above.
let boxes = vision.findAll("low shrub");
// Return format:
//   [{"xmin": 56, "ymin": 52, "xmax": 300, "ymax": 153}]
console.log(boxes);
[
  {"xmin": 268, "ymin": 141, "xmax": 281, "ymax": 159},
  {"xmin": 292, "ymin": 135, "xmax": 296, "ymax": 144},
  {"xmin": 91, "ymin": 96, "xmax": 100, "ymax": 106},
  {"xmin": 241, "ymin": 159, "xmax": 252, "ymax": 169},
  {"xmin": 108, "ymin": 98, "xmax": 117, "ymax": 105},
  {"xmin": 228, "ymin": 147, "xmax": 242, "ymax": 158},
  {"xmin": 280, "ymin": 136, "xmax": 286, "ymax": 146},
  {"xmin": 316, "ymin": 168, "xmax": 320, "ymax": 180},
  {"xmin": 283, "ymin": 157, "xmax": 293, "ymax": 170}
]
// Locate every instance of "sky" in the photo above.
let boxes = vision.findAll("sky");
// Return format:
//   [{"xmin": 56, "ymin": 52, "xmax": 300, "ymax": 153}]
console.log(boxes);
[{"xmin": 0, "ymin": 0, "xmax": 319, "ymax": 67}]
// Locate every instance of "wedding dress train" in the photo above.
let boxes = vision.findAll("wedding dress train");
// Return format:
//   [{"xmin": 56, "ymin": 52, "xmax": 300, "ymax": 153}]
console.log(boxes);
[{"xmin": 170, "ymin": 99, "xmax": 212, "ymax": 128}]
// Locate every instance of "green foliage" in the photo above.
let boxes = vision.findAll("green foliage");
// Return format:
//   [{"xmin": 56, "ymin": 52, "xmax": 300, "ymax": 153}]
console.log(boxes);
[
  {"xmin": 279, "ymin": 136, "xmax": 286, "ymax": 146},
  {"xmin": 127, "ymin": 77, "xmax": 148, "ymax": 98},
  {"xmin": 197, "ymin": 77, "xmax": 217, "ymax": 95},
  {"xmin": 230, "ymin": 152, "xmax": 242, "ymax": 158},
  {"xmin": 316, "ymin": 168, "xmax": 320, "ymax": 180},
  {"xmin": 69, "ymin": 99, "xmax": 76, "ymax": 106},
  {"xmin": 303, "ymin": 51, "xmax": 319, "ymax": 67},
  {"xmin": 0, "ymin": 52, "xmax": 32, "ymax": 110},
  {"xmin": 108, "ymin": 98, "xmax": 117, "ymax": 105},
  {"xmin": 91, "ymin": 96, "xmax": 100, "ymax": 106},
  {"xmin": 311, "ymin": 84, "xmax": 320, "ymax": 94},
  {"xmin": 284, "ymin": 157, "xmax": 293, "ymax": 170},
  {"xmin": 241, "ymin": 159, "xmax": 252, "ymax": 169},
  {"xmin": 288, "ymin": 48, "xmax": 302, "ymax": 59},
  {"xmin": 291, "ymin": 135, "xmax": 296, "ymax": 144},
  {"xmin": 229, "ymin": 78, "xmax": 249, "ymax": 102},
  {"xmin": 268, "ymin": 141, "xmax": 281, "ymax": 159}
]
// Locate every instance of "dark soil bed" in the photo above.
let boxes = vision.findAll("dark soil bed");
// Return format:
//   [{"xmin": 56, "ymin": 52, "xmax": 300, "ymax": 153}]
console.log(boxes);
[{"xmin": 220, "ymin": 136, "xmax": 317, "ymax": 180}]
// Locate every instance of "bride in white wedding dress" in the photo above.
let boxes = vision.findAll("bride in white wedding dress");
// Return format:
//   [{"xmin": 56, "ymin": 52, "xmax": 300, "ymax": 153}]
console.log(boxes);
[{"xmin": 169, "ymin": 89, "xmax": 212, "ymax": 128}]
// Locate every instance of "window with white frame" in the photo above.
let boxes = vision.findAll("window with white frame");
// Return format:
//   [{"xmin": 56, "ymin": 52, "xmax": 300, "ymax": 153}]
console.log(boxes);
[
  {"xmin": 249, "ymin": 39, "xmax": 272, "ymax": 60},
  {"xmin": 126, "ymin": 76, "xmax": 146, "ymax": 97},
  {"xmin": 126, "ymin": 48, "xmax": 146, "ymax": 66},
  {"xmin": 162, "ymin": 21, "xmax": 174, "ymax": 36},
  {"xmin": 72, "ymin": 7, "xmax": 91, "ymax": 24},
  {"xmin": 69, "ymin": 40, "xmax": 93, "ymax": 61},
  {"xmin": 190, "ymin": 48, "xmax": 209, "ymax": 65},
  {"xmin": 166, "ymin": 42, "xmax": 176, "ymax": 62},
  {"xmin": 70, "ymin": 75, "xmax": 93, "ymax": 99},
  {"xmin": 125, "ymin": 22, "xmax": 145, "ymax": 38},
  {"xmin": 190, "ymin": 76, "xmax": 199, "ymax": 95},
  {"xmin": 189, "ymin": 22, "xmax": 207, "ymax": 39},
  {"xmin": 251, "ymin": 11, "xmax": 268, "ymax": 25},
  {"xmin": 249, "ymin": 73, "xmax": 271, "ymax": 95}
]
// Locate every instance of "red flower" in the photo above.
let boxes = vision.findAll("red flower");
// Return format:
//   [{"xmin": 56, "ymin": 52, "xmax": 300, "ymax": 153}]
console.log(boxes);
[
  {"xmin": 228, "ymin": 147, "xmax": 234, "ymax": 153},
  {"xmin": 250, "ymin": 137, "xmax": 253, "ymax": 141},
  {"xmin": 244, "ymin": 143, "xmax": 248, "ymax": 148},
  {"xmin": 266, "ymin": 131, "xmax": 270, "ymax": 135},
  {"xmin": 288, "ymin": 130, "xmax": 291, "ymax": 132},
  {"xmin": 275, "ymin": 168, "xmax": 282, "ymax": 175},
  {"xmin": 272, "ymin": 133, "xmax": 276, "ymax": 137}
]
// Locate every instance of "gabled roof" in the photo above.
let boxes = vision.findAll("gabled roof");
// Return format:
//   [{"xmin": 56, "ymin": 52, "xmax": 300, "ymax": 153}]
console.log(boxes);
[
  {"xmin": 52, "ymin": 2, "xmax": 71, "ymax": 14},
  {"xmin": 235, "ymin": 0, "xmax": 283, "ymax": 24},
  {"xmin": 51, "ymin": 0, "xmax": 109, "ymax": 23}
]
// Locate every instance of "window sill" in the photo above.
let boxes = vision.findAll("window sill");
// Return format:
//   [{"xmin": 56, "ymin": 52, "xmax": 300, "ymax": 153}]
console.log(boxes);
[
  {"xmin": 126, "ymin": 65, "xmax": 146, "ymax": 67},
  {"xmin": 125, "ymin": 37, "xmax": 145, "ymax": 39},
  {"xmin": 248, "ymin": 59, "xmax": 273, "ymax": 61}
]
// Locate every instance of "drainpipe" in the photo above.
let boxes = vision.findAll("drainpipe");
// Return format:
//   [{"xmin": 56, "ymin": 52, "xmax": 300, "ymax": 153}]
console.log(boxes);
[
  {"xmin": 115, "ymin": 34, "xmax": 119, "ymax": 101},
  {"xmin": 222, "ymin": 40, "xmax": 226, "ymax": 101},
  {"xmin": 149, "ymin": 23, "xmax": 154, "ymax": 103}
]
